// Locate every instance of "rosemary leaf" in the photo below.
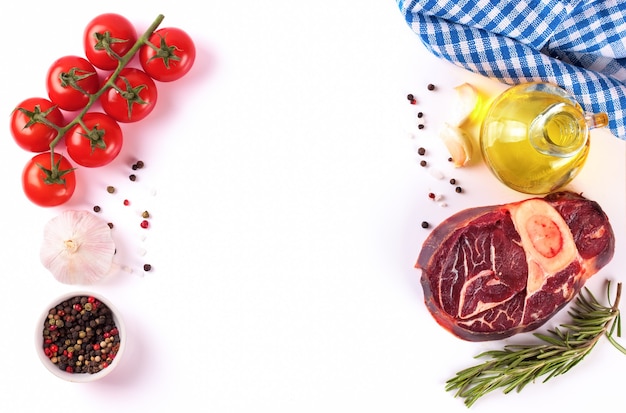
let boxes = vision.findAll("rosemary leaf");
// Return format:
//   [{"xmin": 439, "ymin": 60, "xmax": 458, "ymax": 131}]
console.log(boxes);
[
  {"xmin": 446, "ymin": 281, "xmax": 623, "ymax": 408},
  {"xmin": 534, "ymin": 333, "xmax": 566, "ymax": 347}
]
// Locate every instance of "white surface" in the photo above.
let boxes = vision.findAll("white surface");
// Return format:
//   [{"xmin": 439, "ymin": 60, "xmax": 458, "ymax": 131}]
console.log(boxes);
[{"xmin": 1, "ymin": 1, "xmax": 625, "ymax": 412}]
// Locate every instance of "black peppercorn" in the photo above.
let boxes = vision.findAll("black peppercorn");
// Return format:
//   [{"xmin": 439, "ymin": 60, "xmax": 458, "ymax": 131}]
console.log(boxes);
[
  {"xmin": 449, "ymin": 178, "xmax": 456, "ymax": 185},
  {"xmin": 93, "ymin": 206, "xmax": 101, "ymax": 213},
  {"xmin": 455, "ymin": 186, "xmax": 463, "ymax": 193},
  {"xmin": 420, "ymin": 160, "xmax": 427, "ymax": 167},
  {"xmin": 417, "ymin": 147, "xmax": 426, "ymax": 156},
  {"xmin": 418, "ymin": 124, "xmax": 425, "ymax": 130},
  {"xmin": 129, "ymin": 174, "xmax": 136, "ymax": 182},
  {"xmin": 427, "ymin": 83, "xmax": 435, "ymax": 91},
  {"xmin": 421, "ymin": 221, "xmax": 430, "ymax": 229},
  {"xmin": 417, "ymin": 112, "xmax": 424, "ymax": 118},
  {"xmin": 143, "ymin": 264, "xmax": 152, "ymax": 272}
]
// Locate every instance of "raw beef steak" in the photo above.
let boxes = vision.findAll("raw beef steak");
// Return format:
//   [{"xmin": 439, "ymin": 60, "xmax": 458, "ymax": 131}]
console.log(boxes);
[{"xmin": 417, "ymin": 191, "xmax": 614, "ymax": 341}]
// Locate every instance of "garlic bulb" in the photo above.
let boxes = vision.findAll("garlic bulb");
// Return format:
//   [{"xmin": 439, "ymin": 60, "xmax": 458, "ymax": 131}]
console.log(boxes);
[
  {"xmin": 40, "ymin": 210, "xmax": 116, "ymax": 285},
  {"xmin": 439, "ymin": 122, "xmax": 474, "ymax": 167}
]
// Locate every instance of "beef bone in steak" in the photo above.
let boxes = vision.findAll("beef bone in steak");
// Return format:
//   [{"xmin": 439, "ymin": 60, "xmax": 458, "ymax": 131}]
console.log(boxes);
[{"xmin": 417, "ymin": 191, "xmax": 615, "ymax": 341}]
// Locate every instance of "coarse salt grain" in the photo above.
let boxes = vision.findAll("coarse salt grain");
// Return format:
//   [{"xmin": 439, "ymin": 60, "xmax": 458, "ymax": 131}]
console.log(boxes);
[{"xmin": 429, "ymin": 167, "xmax": 444, "ymax": 180}]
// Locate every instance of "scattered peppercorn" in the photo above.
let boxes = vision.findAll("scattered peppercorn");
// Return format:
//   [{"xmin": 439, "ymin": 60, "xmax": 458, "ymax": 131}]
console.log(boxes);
[
  {"xmin": 106, "ymin": 186, "xmax": 115, "ymax": 194},
  {"xmin": 418, "ymin": 124, "xmax": 425, "ymax": 130},
  {"xmin": 407, "ymin": 93, "xmax": 414, "ymax": 101},
  {"xmin": 421, "ymin": 221, "xmax": 430, "ymax": 229},
  {"xmin": 427, "ymin": 83, "xmax": 435, "ymax": 91},
  {"xmin": 428, "ymin": 192, "xmax": 436, "ymax": 199},
  {"xmin": 449, "ymin": 178, "xmax": 456, "ymax": 185},
  {"xmin": 420, "ymin": 160, "xmax": 427, "ymax": 167},
  {"xmin": 129, "ymin": 174, "xmax": 136, "ymax": 182},
  {"xmin": 135, "ymin": 160, "xmax": 144, "ymax": 169},
  {"xmin": 93, "ymin": 206, "xmax": 101, "ymax": 213},
  {"xmin": 123, "ymin": 199, "xmax": 130, "ymax": 206},
  {"xmin": 143, "ymin": 264, "xmax": 152, "ymax": 272},
  {"xmin": 417, "ymin": 147, "xmax": 426, "ymax": 156},
  {"xmin": 417, "ymin": 112, "xmax": 424, "ymax": 118},
  {"xmin": 448, "ymin": 157, "xmax": 453, "ymax": 162},
  {"xmin": 455, "ymin": 186, "xmax": 463, "ymax": 193},
  {"xmin": 140, "ymin": 220, "xmax": 149, "ymax": 229},
  {"xmin": 107, "ymin": 223, "xmax": 114, "ymax": 229},
  {"xmin": 141, "ymin": 211, "xmax": 150, "ymax": 219}
]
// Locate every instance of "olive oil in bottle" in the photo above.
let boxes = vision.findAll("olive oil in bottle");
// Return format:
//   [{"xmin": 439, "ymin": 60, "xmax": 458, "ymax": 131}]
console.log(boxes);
[{"xmin": 480, "ymin": 83, "xmax": 607, "ymax": 194}]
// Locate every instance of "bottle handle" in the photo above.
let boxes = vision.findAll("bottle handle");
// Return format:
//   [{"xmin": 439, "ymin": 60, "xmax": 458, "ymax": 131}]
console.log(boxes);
[{"xmin": 584, "ymin": 112, "xmax": 609, "ymax": 129}]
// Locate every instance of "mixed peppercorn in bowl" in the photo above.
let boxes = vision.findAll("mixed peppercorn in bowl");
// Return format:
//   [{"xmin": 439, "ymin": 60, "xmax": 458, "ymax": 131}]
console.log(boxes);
[{"xmin": 36, "ymin": 292, "xmax": 126, "ymax": 382}]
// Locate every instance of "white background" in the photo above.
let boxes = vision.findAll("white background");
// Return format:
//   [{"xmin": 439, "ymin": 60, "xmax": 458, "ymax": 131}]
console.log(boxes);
[{"xmin": 1, "ymin": 1, "xmax": 625, "ymax": 412}]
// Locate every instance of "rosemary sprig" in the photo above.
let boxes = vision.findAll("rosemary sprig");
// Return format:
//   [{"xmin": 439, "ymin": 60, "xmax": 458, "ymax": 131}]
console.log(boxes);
[{"xmin": 446, "ymin": 281, "xmax": 625, "ymax": 408}]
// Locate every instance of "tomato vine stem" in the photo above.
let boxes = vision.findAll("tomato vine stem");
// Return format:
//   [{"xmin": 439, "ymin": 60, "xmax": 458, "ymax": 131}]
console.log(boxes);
[{"xmin": 47, "ymin": 13, "xmax": 165, "ymax": 169}]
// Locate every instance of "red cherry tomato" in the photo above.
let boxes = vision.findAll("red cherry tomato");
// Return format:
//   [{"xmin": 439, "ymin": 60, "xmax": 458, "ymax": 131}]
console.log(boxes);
[
  {"xmin": 10, "ymin": 97, "xmax": 64, "ymax": 152},
  {"xmin": 139, "ymin": 27, "xmax": 196, "ymax": 82},
  {"xmin": 83, "ymin": 13, "xmax": 137, "ymax": 70},
  {"xmin": 100, "ymin": 68, "xmax": 158, "ymax": 123},
  {"xmin": 46, "ymin": 55, "xmax": 100, "ymax": 111},
  {"xmin": 66, "ymin": 112, "xmax": 123, "ymax": 167},
  {"xmin": 22, "ymin": 152, "xmax": 76, "ymax": 207}
]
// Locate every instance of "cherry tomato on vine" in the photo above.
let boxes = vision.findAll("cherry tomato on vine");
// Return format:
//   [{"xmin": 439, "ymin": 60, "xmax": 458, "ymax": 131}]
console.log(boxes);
[
  {"xmin": 83, "ymin": 13, "xmax": 137, "ymax": 70},
  {"xmin": 139, "ymin": 27, "xmax": 196, "ymax": 82},
  {"xmin": 100, "ymin": 68, "xmax": 158, "ymax": 123},
  {"xmin": 66, "ymin": 112, "xmax": 123, "ymax": 167},
  {"xmin": 22, "ymin": 152, "xmax": 76, "ymax": 207},
  {"xmin": 10, "ymin": 97, "xmax": 64, "ymax": 152},
  {"xmin": 46, "ymin": 55, "xmax": 100, "ymax": 111}
]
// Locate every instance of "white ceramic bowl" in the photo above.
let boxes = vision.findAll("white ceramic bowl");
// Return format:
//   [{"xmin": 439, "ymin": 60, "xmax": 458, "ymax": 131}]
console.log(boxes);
[{"xmin": 35, "ymin": 291, "xmax": 126, "ymax": 382}]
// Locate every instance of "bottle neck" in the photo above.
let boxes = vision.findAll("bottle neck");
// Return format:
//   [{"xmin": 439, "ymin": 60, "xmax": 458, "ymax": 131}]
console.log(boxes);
[{"xmin": 529, "ymin": 103, "xmax": 592, "ymax": 157}]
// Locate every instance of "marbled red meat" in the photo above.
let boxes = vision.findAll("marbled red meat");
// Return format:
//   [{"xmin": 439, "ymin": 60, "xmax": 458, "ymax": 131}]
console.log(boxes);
[{"xmin": 417, "ymin": 191, "xmax": 614, "ymax": 341}]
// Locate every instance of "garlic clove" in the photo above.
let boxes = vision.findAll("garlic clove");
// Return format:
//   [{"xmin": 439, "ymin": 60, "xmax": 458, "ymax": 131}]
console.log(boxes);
[
  {"xmin": 448, "ymin": 82, "xmax": 479, "ymax": 127},
  {"xmin": 40, "ymin": 210, "xmax": 116, "ymax": 285},
  {"xmin": 439, "ymin": 122, "xmax": 474, "ymax": 167}
]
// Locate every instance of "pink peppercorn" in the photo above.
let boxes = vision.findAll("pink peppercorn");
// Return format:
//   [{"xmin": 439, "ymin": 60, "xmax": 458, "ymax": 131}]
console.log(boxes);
[{"xmin": 140, "ymin": 220, "xmax": 149, "ymax": 229}]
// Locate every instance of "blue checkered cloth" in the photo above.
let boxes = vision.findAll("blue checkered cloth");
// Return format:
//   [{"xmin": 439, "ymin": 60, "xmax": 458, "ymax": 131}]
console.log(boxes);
[{"xmin": 396, "ymin": 0, "xmax": 626, "ymax": 140}]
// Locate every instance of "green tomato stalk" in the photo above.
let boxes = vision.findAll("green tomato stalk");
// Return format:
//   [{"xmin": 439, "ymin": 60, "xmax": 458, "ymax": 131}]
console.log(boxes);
[{"xmin": 40, "ymin": 14, "xmax": 165, "ymax": 178}]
